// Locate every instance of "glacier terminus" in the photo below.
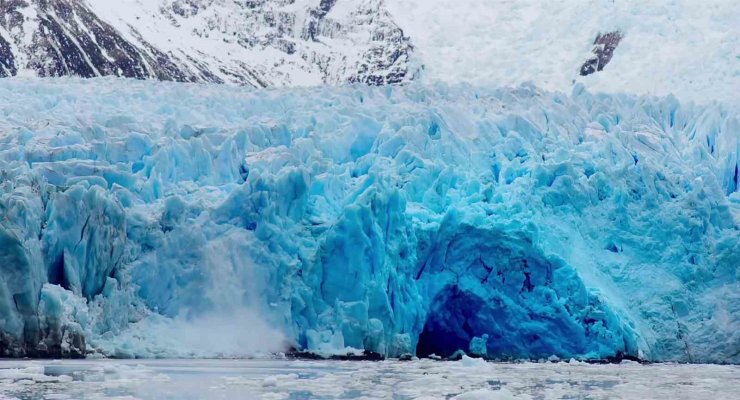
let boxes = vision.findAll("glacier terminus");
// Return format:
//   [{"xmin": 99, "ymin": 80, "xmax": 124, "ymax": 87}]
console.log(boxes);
[{"xmin": 0, "ymin": 78, "xmax": 737, "ymax": 364}]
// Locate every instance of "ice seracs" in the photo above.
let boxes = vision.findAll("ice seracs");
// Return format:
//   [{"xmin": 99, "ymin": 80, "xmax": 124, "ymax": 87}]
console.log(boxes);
[{"xmin": 0, "ymin": 78, "xmax": 737, "ymax": 362}]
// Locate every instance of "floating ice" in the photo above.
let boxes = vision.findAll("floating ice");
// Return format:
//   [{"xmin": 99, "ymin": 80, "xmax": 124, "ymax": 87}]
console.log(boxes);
[
  {"xmin": 0, "ymin": 78, "xmax": 737, "ymax": 362},
  {"xmin": 0, "ymin": 359, "xmax": 738, "ymax": 399}
]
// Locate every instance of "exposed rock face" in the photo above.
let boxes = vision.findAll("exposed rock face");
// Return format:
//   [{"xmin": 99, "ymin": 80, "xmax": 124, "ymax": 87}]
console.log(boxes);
[
  {"xmin": 0, "ymin": 0, "xmax": 188, "ymax": 80},
  {"xmin": 579, "ymin": 31, "xmax": 623, "ymax": 76},
  {"xmin": 0, "ymin": 31, "xmax": 15, "ymax": 77},
  {"xmin": 0, "ymin": 0, "xmax": 414, "ymax": 86}
]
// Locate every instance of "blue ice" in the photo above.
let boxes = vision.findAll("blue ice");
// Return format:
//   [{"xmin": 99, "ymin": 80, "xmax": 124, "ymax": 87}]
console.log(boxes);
[{"xmin": 0, "ymin": 79, "xmax": 737, "ymax": 363}]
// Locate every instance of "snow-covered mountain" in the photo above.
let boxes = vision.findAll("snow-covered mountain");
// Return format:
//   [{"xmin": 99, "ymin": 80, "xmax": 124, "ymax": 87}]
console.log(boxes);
[
  {"xmin": 0, "ymin": 0, "xmax": 413, "ymax": 86},
  {"xmin": 1, "ymin": 0, "xmax": 737, "ymax": 102}
]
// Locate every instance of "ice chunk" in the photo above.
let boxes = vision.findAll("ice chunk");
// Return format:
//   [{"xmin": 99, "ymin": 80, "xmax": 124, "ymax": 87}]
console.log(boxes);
[
  {"xmin": 452, "ymin": 388, "xmax": 523, "ymax": 400},
  {"xmin": 459, "ymin": 354, "xmax": 487, "ymax": 367},
  {"xmin": 469, "ymin": 334, "xmax": 489, "ymax": 357}
]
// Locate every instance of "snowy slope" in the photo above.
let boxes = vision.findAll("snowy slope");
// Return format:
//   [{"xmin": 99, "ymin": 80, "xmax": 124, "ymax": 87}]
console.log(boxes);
[
  {"xmin": 386, "ymin": 0, "xmax": 740, "ymax": 103},
  {"xmin": 1, "ymin": 0, "xmax": 737, "ymax": 99},
  {"xmin": 0, "ymin": 78, "xmax": 737, "ymax": 362},
  {"xmin": 0, "ymin": 0, "xmax": 413, "ymax": 86}
]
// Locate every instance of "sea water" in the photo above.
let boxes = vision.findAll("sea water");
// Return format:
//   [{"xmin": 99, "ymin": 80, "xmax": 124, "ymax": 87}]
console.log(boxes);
[{"xmin": 0, "ymin": 358, "xmax": 737, "ymax": 399}]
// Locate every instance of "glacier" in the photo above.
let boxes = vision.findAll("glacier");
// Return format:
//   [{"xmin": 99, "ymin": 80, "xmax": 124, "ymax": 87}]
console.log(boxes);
[
  {"xmin": 387, "ymin": 0, "xmax": 740, "ymax": 104},
  {"xmin": 0, "ymin": 78, "xmax": 737, "ymax": 363}
]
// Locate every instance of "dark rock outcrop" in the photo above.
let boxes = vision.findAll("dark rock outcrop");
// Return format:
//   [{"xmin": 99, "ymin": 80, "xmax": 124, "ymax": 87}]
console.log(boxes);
[{"xmin": 580, "ymin": 31, "xmax": 623, "ymax": 76}]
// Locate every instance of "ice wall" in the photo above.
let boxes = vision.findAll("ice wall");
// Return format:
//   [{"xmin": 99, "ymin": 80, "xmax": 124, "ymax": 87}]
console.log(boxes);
[{"xmin": 0, "ymin": 78, "xmax": 737, "ymax": 362}]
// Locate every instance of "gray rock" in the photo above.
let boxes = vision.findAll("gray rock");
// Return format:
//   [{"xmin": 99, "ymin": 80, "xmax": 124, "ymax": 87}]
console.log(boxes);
[{"xmin": 579, "ymin": 31, "xmax": 623, "ymax": 76}]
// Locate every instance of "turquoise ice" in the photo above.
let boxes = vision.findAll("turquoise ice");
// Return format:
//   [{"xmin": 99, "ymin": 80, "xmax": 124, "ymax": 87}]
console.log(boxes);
[{"xmin": 0, "ymin": 79, "xmax": 737, "ymax": 362}]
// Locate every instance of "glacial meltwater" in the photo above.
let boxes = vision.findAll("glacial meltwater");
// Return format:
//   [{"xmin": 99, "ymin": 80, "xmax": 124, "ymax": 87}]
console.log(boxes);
[{"xmin": 0, "ymin": 358, "xmax": 737, "ymax": 399}]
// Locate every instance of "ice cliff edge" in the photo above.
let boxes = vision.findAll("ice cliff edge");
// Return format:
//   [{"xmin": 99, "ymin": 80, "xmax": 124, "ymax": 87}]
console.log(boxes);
[{"xmin": 0, "ymin": 79, "xmax": 737, "ymax": 362}]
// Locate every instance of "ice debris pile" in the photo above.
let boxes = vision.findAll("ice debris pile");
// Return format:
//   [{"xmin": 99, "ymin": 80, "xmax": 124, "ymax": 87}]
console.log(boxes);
[{"xmin": 0, "ymin": 78, "xmax": 737, "ymax": 362}]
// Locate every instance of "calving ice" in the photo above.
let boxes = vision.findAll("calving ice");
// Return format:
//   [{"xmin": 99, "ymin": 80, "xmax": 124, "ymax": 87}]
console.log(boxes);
[{"xmin": 0, "ymin": 78, "xmax": 737, "ymax": 363}]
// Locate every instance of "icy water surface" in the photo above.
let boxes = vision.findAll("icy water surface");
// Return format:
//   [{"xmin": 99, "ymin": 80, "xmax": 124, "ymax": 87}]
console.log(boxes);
[{"xmin": 0, "ymin": 358, "xmax": 737, "ymax": 399}]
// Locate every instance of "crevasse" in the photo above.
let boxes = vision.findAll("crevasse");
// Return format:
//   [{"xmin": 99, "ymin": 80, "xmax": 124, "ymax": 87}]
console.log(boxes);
[{"xmin": 0, "ymin": 79, "xmax": 737, "ymax": 362}]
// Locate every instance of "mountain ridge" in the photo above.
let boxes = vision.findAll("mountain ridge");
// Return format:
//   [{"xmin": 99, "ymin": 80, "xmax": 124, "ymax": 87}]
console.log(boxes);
[{"xmin": 0, "ymin": 0, "xmax": 414, "ymax": 87}]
